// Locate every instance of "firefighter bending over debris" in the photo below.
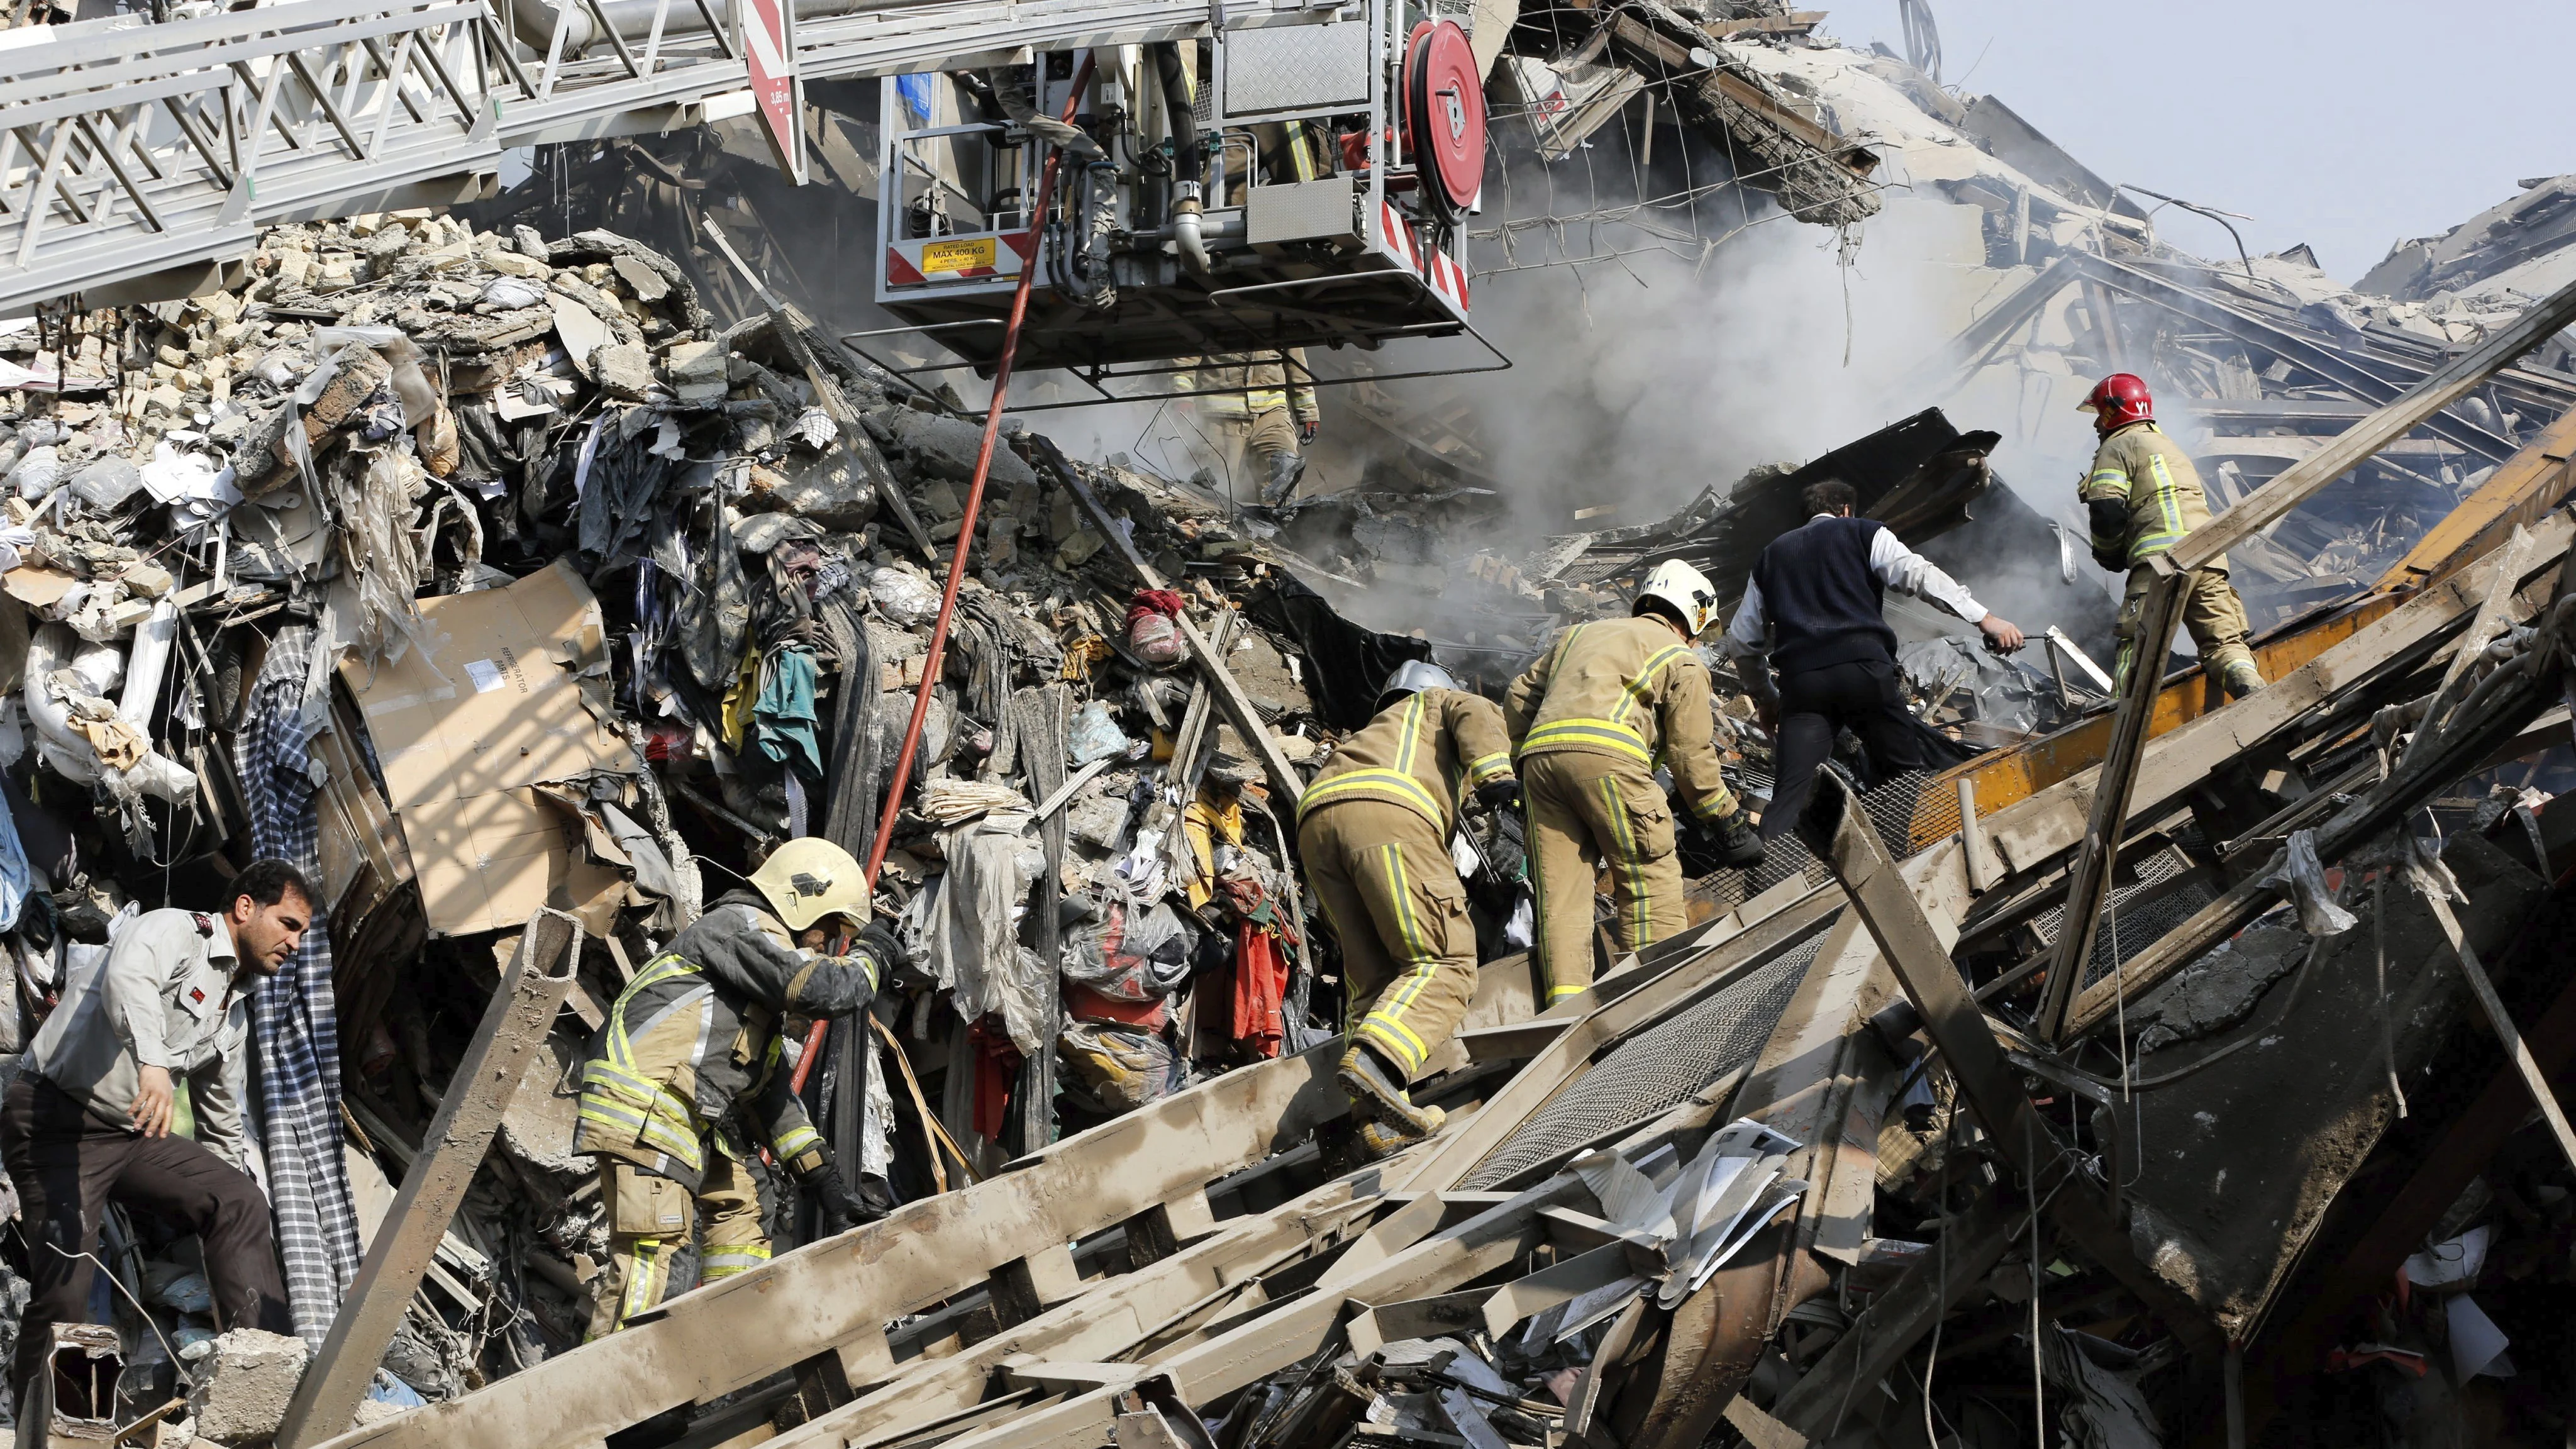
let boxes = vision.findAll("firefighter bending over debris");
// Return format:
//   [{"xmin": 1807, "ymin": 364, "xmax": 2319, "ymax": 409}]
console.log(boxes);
[
  {"xmin": 1299, "ymin": 661, "xmax": 1515, "ymax": 1157},
  {"xmin": 1724, "ymin": 479, "xmax": 2026, "ymax": 840},
  {"xmin": 1508, "ymin": 563, "xmax": 1765, "ymax": 1005},
  {"xmin": 2078, "ymin": 373, "xmax": 2264, "ymax": 697},
  {"xmin": 1175, "ymin": 349, "xmax": 1319, "ymax": 505},
  {"xmin": 577, "ymin": 838, "xmax": 899, "ymax": 1336}
]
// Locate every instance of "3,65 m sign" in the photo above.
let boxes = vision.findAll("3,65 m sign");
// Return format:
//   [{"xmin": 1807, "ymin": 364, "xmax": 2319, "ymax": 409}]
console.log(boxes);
[{"xmin": 739, "ymin": 0, "xmax": 808, "ymax": 184}]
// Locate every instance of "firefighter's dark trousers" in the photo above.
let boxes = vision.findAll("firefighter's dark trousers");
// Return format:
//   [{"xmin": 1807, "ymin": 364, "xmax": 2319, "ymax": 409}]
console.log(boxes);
[
  {"xmin": 0, "ymin": 1075, "xmax": 290, "ymax": 1396},
  {"xmin": 1760, "ymin": 657, "xmax": 1925, "ymax": 842}
]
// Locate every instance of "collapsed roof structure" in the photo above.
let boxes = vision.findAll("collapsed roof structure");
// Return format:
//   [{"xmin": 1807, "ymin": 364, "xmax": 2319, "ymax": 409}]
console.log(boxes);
[{"xmin": 0, "ymin": 3, "xmax": 2574, "ymax": 1449}]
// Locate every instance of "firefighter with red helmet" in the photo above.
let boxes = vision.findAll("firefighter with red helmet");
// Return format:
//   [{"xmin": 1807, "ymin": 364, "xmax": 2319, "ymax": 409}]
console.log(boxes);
[{"xmin": 2077, "ymin": 374, "xmax": 2264, "ymax": 698}]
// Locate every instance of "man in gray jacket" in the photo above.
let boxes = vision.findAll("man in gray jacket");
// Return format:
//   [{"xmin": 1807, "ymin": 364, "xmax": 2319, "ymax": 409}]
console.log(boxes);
[{"xmin": 2, "ymin": 859, "xmax": 308, "ymax": 1397}]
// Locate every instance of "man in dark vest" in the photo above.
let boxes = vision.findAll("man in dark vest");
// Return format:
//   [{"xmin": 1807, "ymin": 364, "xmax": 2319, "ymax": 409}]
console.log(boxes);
[{"xmin": 1723, "ymin": 479, "xmax": 2026, "ymax": 840}]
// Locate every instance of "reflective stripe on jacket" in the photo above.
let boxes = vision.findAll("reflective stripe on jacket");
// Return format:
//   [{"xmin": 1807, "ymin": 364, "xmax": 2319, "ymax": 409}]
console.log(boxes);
[
  {"xmin": 2081, "ymin": 421, "xmax": 2223, "ymax": 569},
  {"xmin": 1300, "ymin": 687, "xmax": 1514, "ymax": 835},
  {"xmin": 574, "ymin": 896, "xmax": 877, "ymax": 1191},
  {"xmin": 1505, "ymin": 616, "xmax": 1738, "ymax": 823},
  {"xmin": 1172, "ymin": 349, "xmax": 1316, "ymax": 421}
]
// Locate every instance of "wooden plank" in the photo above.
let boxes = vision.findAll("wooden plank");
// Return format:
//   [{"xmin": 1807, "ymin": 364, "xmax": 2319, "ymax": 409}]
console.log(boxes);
[
  {"xmin": 1982, "ymin": 514, "xmax": 2572, "ymax": 880},
  {"xmin": 2036, "ymin": 564, "xmax": 2185, "ymax": 1040},
  {"xmin": 927, "ymin": 1181, "xmax": 1581, "ymax": 1449},
  {"xmin": 2414, "ymin": 882, "xmax": 2576, "ymax": 1172},
  {"xmin": 766, "ymin": 1182, "xmax": 1382, "ymax": 1449},
  {"xmin": 2375, "ymin": 403, "xmax": 2576, "ymax": 594},
  {"xmin": 311, "ymin": 1040, "xmax": 1355, "ymax": 1449},
  {"xmin": 989, "ymin": 1243, "xmax": 1086, "ymax": 1326},
  {"xmin": 277, "ymin": 911, "xmax": 581, "ymax": 1449}
]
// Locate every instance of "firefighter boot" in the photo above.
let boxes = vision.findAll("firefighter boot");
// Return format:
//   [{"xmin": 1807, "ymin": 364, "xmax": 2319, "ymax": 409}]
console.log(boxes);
[
  {"xmin": 1261, "ymin": 450, "xmax": 1306, "ymax": 506},
  {"xmin": 1338, "ymin": 1041, "xmax": 1445, "ymax": 1145},
  {"xmin": 1358, "ymin": 1118, "xmax": 1433, "ymax": 1160},
  {"xmin": 1713, "ymin": 806, "xmax": 1765, "ymax": 869},
  {"xmin": 2222, "ymin": 660, "xmax": 2265, "ymax": 699}
]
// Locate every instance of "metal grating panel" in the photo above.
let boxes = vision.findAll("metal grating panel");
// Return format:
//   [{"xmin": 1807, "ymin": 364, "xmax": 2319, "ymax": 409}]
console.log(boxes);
[
  {"xmin": 1460, "ymin": 938, "xmax": 1822, "ymax": 1189},
  {"xmin": 2026, "ymin": 848, "xmax": 2219, "ymax": 989},
  {"xmin": 1219, "ymin": 19, "xmax": 1370, "ymax": 116},
  {"xmin": 1740, "ymin": 769, "xmax": 1935, "ymax": 898}
]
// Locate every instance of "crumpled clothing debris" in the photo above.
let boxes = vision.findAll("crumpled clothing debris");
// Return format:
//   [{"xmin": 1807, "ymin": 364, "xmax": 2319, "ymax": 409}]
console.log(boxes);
[
  {"xmin": 1125, "ymin": 588, "xmax": 1187, "ymax": 667},
  {"xmin": 66, "ymin": 707, "xmax": 146, "ymax": 770},
  {"xmin": 914, "ymin": 812, "xmax": 1050, "ymax": 1054},
  {"xmin": 753, "ymin": 647, "xmax": 823, "ymax": 780}
]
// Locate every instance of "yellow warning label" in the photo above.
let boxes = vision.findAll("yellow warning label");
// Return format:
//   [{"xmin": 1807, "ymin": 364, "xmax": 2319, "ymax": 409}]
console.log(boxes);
[{"xmin": 919, "ymin": 237, "xmax": 998, "ymax": 275}]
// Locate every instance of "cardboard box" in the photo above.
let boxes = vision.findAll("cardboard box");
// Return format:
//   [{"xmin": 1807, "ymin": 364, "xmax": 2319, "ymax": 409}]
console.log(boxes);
[{"xmin": 344, "ymin": 559, "xmax": 639, "ymax": 936}]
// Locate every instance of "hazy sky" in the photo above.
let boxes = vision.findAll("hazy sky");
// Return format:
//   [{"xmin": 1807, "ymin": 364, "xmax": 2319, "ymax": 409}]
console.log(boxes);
[{"xmin": 1825, "ymin": 1, "xmax": 2575, "ymax": 285}]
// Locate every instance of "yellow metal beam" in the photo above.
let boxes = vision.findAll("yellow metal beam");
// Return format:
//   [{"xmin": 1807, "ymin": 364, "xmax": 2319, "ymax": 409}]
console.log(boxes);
[{"xmin": 2376, "ymin": 404, "xmax": 2576, "ymax": 595}]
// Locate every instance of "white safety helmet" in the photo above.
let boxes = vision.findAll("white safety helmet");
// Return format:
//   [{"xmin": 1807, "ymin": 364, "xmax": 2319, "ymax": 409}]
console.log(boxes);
[
  {"xmin": 1635, "ymin": 559, "xmax": 1721, "ymax": 636},
  {"xmin": 1375, "ymin": 658, "xmax": 1461, "ymax": 711}
]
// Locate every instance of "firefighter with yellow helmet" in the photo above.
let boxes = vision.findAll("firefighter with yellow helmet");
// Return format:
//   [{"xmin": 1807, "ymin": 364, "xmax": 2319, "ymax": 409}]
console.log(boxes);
[
  {"xmin": 1506, "ymin": 561, "xmax": 1764, "ymax": 1005},
  {"xmin": 575, "ymin": 838, "xmax": 899, "ymax": 1336}
]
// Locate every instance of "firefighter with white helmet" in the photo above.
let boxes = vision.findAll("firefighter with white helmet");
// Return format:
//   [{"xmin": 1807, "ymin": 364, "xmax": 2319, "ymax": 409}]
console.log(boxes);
[
  {"xmin": 1506, "ymin": 560, "xmax": 1764, "ymax": 1005},
  {"xmin": 1298, "ymin": 658, "xmax": 1516, "ymax": 1155},
  {"xmin": 575, "ymin": 837, "xmax": 900, "ymax": 1336}
]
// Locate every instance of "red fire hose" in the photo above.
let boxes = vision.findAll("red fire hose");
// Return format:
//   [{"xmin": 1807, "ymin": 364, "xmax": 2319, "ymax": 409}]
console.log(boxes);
[{"xmin": 791, "ymin": 55, "xmax": 1099, "ymax": 1099}]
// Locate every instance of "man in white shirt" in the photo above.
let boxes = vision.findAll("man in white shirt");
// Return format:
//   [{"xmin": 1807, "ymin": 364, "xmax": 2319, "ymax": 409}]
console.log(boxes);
[
  {"xmin": 2, "ymin": 859, "xmax": 309, "ymax": 1397},
  {"xmin": 1723, "ymin": 479, "xmax": 2025, "ymax": 840}
]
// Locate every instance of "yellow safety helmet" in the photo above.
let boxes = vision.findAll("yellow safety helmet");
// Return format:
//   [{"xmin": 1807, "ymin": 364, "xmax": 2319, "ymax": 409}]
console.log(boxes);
[
  {"xmin": 1635, "ymin": 558, "xmax": 1721, "ymax": 636},
  {"xmin": 748, "ymin": 838, "xmax": 872, "ymax": 932}
]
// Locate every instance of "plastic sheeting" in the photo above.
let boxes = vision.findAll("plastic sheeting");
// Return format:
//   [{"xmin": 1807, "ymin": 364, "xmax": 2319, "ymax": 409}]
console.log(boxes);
[{"xmin": 913, "ymin": 812, "xmax": 1050, "ymax": 1053}]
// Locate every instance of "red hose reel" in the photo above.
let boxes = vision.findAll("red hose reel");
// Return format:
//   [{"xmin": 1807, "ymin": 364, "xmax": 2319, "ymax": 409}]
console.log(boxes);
[{"xmin": 1402, "ymin": 19, "xmax": 1485, "ymax": 222}]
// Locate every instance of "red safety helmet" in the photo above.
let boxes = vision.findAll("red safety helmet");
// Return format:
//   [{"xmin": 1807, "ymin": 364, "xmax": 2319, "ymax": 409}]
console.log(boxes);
[{"xmin": 2078, "ymin": 373, "xmax": 2153, "ymax": 431}]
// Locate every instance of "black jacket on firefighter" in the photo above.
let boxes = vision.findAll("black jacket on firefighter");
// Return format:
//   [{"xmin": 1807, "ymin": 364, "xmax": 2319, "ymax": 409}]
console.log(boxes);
[{"xmin": 574, "ymin": 892, "xmax": 882, "ymax": 1190}]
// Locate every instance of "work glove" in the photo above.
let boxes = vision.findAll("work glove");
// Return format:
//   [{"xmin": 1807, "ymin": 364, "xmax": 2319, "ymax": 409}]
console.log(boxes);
[
  {"xmin": 2091, "ymin": 545, "xmax": 2126, "ymax": 574},
  {"xmin": 804, "ymin": 1161, "xmax": 875, "ymax": 1231},
  {"xmin": 1463, "ymin": 809, "xmax": 1526, "ymax": 886},
  {"xmin": 1299, "ymin": 418, "xmax": 1320, "ymax": 444},
  {"xmin": 853, "ymin": 919, "xmax": 903, "ymax": 977},
  {"xmin": 1472, "ymin": 777, "xmax": 1521, "ymax": 816}
]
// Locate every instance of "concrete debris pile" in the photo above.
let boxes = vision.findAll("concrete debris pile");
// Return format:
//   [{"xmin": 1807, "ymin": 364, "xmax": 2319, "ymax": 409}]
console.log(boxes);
[
  {"xmin": 0, "ymin": 211, "xmax": 1493, "ymax": 1438},
  {"xmin": 299, "ymin": 79, "xmax": 2576, "ymax": 1449},
  {"xmin": 11, "ymin": 8, "xmax": 2576, "ymax": 1449}
]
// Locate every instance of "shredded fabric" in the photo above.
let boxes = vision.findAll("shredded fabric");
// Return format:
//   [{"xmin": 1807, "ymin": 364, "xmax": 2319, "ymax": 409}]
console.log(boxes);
[{"xmin": 235, "ymin": 626, "xmax": 365, "ymax": 1346}]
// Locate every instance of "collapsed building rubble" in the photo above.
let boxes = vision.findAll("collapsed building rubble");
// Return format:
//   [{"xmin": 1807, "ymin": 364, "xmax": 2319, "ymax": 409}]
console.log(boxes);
[{"xmin": 0, "ymin": 3, "xmax": 2574, "ymax": 1449}]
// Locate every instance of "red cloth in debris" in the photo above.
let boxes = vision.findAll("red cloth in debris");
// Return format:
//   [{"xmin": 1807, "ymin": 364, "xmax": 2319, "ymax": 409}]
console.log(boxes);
[
  {"xmin": 967, "ymin": 1016, "xmax": 1023, "ymax": 1141},
  {"xmin": 1065, "ymin": 979, "xmax": 1169, "ymax": 1031},
  {"xmin": 1124, "ymin": 589, "xmax": 1187, "ymax": 627},
  {"xmin": 1230, "ymin": 925, "xmax": 1289, "ymax": 1060}
]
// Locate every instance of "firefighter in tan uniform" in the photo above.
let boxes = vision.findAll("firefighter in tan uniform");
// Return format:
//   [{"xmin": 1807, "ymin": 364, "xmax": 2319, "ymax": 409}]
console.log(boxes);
[
  {"xmin": 1297, "ymin": 661, "xmax": 1515, "ymax": 1155},
  {"xmin": 576, "ymin": 838, "xmax": 898, "ymax": 1337},
  {"xmin": 2077, "ymin": 373, "xmax": 2263, "ymax": 698},
  {"xmin": 1507, "ymin": 562, "xmax": 1764, "ymax": 1004},
  {"xmin": 1175, "ymin": 349, "xmax": 1319, "ymax": 504}
]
